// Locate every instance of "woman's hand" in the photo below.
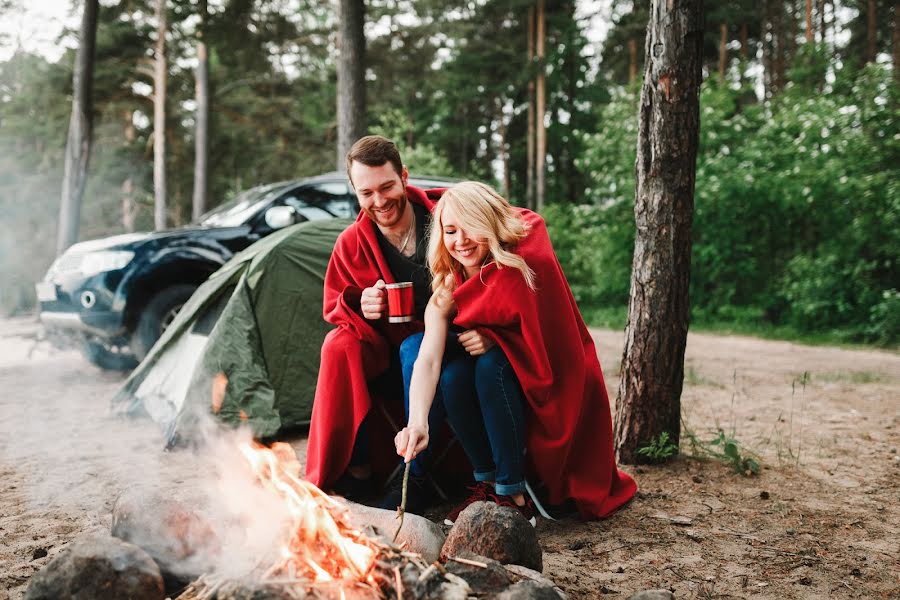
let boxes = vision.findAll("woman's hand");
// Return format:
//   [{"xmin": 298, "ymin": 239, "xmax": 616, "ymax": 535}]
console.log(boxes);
[
  {"xmin": 458, "ymin": 328, "xmax": 496, "ymax": 356},
  {"xmin": 395, "ymin": 424, "xmax": 429, "ymax": 463}
]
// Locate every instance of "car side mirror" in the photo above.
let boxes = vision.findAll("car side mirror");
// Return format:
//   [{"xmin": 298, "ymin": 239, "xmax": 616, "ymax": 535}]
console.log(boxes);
[{"xmin": 264, "ymin": 206, "xmax": 298, "ymax": 230}]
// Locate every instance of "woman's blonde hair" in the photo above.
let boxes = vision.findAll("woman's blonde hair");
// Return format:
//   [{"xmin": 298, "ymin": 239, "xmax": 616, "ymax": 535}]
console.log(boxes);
[{"xmin": 428, "ymin": 181, "xmax": 536, "ymax": 294}]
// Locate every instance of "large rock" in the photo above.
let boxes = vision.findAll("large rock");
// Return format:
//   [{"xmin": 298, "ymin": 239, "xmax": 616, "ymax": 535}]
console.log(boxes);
[
  {"xmin": 504, "ymin": 564, "xmax": 568, "ymax": 599},
  {"xmin": 497, "ymin": 580, "xmax": 566, "ymax": 600},
  {"xmin": 24, "ymin": 533, "xmax": 164, "ymax": 600},
  {"xmin": 441, "ymin": 501, "xmax": 542, "ymax": 571},
  {"xmin": 346, "ymin": 502, "xmax": 445, "ymax": 564},
  {"xmin": 445, "ymin": 552, "xmax": 513, "ymax": 596},
  {"xmin": 111, "ymin": 487, "xmax": 219, "ymax": 586},
  {"xmin": 625, "ymin": 591, "xmax": 675, "ymax": 600}
]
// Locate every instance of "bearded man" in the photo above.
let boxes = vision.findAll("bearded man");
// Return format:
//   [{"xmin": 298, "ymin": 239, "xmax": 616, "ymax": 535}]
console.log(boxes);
[{"xmin": 305, "ymin": 136, "xmax": 456, "ymax": 513}]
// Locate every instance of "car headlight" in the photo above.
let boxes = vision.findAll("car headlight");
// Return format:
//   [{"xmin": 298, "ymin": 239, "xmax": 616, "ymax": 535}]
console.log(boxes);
[{"xmin": 78, "ymin": 251, "xmax": 135, "ymax": 277}]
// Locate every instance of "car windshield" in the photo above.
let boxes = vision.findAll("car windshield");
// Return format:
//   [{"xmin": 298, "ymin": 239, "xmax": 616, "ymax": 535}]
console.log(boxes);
[{"xmin": 197, "ymin": 183, "xmax": 288, "ymax": 227}]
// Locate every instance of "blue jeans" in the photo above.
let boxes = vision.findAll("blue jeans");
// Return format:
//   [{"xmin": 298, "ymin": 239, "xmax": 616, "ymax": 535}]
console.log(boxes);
[{"xmin": 399, "ymin": 332, "xmax": 527, "ymax": 496}]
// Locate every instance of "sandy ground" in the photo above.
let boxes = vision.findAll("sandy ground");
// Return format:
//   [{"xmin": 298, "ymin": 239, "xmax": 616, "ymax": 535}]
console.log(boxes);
[{"xmin": 0, "ymin": 315, "xmax": 897, "ymax": 599}]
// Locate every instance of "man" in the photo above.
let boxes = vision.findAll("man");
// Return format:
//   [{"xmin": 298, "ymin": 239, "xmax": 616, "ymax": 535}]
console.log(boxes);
[{"xmin": 305, "ymin": 135, "xmax": 444, "ymax": 513}]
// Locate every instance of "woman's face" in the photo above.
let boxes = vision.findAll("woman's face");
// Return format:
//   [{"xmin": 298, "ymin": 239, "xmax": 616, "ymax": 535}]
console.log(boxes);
[{"xmin": 441, "ymin": 203, "xmax": 490, "ymax": 278}]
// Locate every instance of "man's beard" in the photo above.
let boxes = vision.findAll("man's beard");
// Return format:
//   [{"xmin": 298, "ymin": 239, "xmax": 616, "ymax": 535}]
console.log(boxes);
[{"xmin": 364, "ymin": 188, "xmax": 408, "ymax": 229}]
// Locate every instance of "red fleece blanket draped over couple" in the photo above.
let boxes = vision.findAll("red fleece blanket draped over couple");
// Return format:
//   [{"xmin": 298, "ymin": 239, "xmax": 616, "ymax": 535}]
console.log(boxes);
[{"xmin": 306, "ymin": 190, "xmax": 636, "ymax": 519}]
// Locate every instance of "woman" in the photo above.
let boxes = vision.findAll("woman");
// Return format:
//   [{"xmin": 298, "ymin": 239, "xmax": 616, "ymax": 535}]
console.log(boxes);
[{"xmin": 395, "ymin": 181, "xmax": 636, "ymax": 523}]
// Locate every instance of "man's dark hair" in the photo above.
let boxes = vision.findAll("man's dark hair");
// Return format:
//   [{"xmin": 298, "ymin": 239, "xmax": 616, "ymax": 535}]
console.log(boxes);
[{"xmin": 346, "ymin": 135, "xmax": 403, "ymax": 185}]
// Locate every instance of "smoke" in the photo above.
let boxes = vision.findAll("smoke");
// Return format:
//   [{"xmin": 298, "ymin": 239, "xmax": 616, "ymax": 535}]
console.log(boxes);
[{"xmin": 0, "ymin": 324, "xmax": 301, "ymax": 581}]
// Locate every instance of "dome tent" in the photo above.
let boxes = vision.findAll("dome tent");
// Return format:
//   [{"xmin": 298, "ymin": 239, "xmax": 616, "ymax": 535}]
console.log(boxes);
[{"xmin": 114, "ymin": 219, "xmax": 351, "ymax": 444}]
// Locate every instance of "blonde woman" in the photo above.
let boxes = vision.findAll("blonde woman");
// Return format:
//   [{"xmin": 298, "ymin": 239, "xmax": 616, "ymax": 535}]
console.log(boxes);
[{"xmin": 394, "ymin": 181, "xmax": 636, "ymax": 524}]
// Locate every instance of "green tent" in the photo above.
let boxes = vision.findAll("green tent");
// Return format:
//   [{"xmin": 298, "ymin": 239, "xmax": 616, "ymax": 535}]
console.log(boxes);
[{"xmin": 114, "ymin": 219, "xmax": 351, "ymax": 443}]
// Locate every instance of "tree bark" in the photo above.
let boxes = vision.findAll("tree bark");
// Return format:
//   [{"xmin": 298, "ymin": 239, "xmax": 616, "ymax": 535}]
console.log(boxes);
[
  {"xmin": 192, "ymin": 0, "xmax": 209, "ymax": 222},
  {"xmin": 868, "ymin": 0, "xmax": 878, "ymax": 63},
  {"xmin": 894, "ymin": 1, "xmax": 900, "ymax": 83},
  {"xmin": 806, "ymin": 0, "xmax": 814, "ymax": 43},
  {"xmin": 526, "ymin": 6, "xmax": 536, "ymax": 210},
  {"xmin": 718, "ymin": 23, "xmax": 728, "ymax": 80},
  {"xmin": 496, "ymin": 97, "xmax": 510, "ymax": 199},
  {"xmin": 153, "ymin": 0, "xmax": 167, "ymax": 231},
  {"xmin": 628, "ymin": 37, "xmax": 638, "ymax": 83},
  {"xmin": 762, "ymin": 0, "xmax": 772, "ymax": 98},
  {"xmin": 122, "ymin": 109, "xmax": 137, "ymax": 233},
  {"xmin": 740, "ymin": 22, "xmax": 748, "ymax": 60},
  {"xmin": 614, "ymin": 0, "xmax": 703, "ymax": 464},
  {"xmin": 56, "ymin": 0, "xmax": 99, "ymax": 255},
  {"xmin": 535, "ymin": 0, "xmax": 546, "ymax": 211},
  {"xmin": 336, "ymin": 0, "xmax": 366, "ymax": 170}
]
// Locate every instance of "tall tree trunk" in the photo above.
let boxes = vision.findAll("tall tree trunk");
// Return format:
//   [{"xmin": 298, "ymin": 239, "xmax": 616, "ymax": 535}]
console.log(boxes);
[
  {"xmin": 805, "ymin": 0, "xmax": 814, "ymax": 43},
  {"xmin": 535, "ymin": 0, "xmax": 546, "ymax": 211},
  {"xmin": 614, "ymin": 0, "xmax": 703, "ymax": 464},
  {"xmin": 56, "ymin": 0, "xmax": 99, "ymax": 255},
  {"xmin": 153, "ymin": 0, "xmax": 167, "ymax": 231},
  {"xmin": 336, "ymin": 0, "xmax": 366, "ymax": 170},
  {"xmin": 776, "ymin": 1, "xmax": 787, "ymax": 92},
  {"xmin": 526, "ymin": 6, "xmax": 536, "ymax": 210},
  {"xmin": 718, "ymin": 23, "xmax": 728, "ymax": 80},
  {"xmin": 628, "ymin": 38, "xmax": 638, "ymax": 83},
  {"xmin": 816, "ymin": 0, "xmax": 825, "ymax": 43},
  {"xmin": 496, "ymin": 97, "xmax": 510, "ymax": 199},
  {"xmin": 192, "ymin": 0, "xmax": 208, "ymax": 222},
  {"xmin": 122, "ymin": 109, "xmax": 137, "ymax": 233},
  {"xmin": 762, "ymin": 0, "xmax": 772, "ymax": 98},
  {"xmin": 740, "ymin": 23, "xmax": 749, "ymax": 60},
  {"xmin": 868, "ymin": 0, "xmax": 878, "ymax": 63},
  {"xmin": 894, "ymin": 1, "xmax": 900, "ymax": 82}
]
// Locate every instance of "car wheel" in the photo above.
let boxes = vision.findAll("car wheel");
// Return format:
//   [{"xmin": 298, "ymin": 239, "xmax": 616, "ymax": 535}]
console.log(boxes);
[
  {"xmin": 132, "ymin": 284, "xmax": 198, "ymax": 361},
  {"xmin": 81, "ymin": 339, "xmax": 139, "ymax": 371}
]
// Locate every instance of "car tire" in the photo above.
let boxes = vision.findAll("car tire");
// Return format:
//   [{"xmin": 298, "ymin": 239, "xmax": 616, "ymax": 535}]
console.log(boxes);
[
  {"xmin": 81, "ymin": 339, "xmax": 139, "ymax": 371},
  {"xmin": 132, "ymin": 284, "xmax": 198, "ymax": 361}
]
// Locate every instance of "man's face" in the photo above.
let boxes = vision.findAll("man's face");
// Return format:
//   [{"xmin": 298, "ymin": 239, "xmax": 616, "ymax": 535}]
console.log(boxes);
[{"xmin": 349, "ymin": 161, "xmax": 409, "ymax": 229}]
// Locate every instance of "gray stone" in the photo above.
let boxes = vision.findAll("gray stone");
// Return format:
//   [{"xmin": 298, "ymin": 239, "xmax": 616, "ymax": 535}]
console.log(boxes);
[
  {"xmin": 504, "ymin": 564, "xmax": 568, "ymax": 599},
  {"xmin": 445, "ymin": 552, "xmax": 513, "ymax": 596},
  {"xmin": 24, "ymin": 532, "xmax": 164, "ymax": 600},
  {"xmin": 346, "ymin": 502, "xmax": 445, "ymax": 564},
  {"xmin": 497, "ymin": 580, "xmax": 566, "ymax": 600},
  {"xmin": 625, "ymin": 591, "xmax": 676, "ymax": 600},
  {"xmin": 441, "ymin": 501, "xmax": 542, "ymax": 571},
  {"xmin": 111, "ymin": 487, "xmax": 219, "ymax": 585}
]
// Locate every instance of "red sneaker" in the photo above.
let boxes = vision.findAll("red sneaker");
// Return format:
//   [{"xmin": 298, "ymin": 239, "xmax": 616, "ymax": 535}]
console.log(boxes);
[
  {"xmin": 444, "ymin": 481, "xmax": 495, "ymax": 525},
  {"xmin": 494, "ymin": 494, "xmax": 537, "ymax": 527}
]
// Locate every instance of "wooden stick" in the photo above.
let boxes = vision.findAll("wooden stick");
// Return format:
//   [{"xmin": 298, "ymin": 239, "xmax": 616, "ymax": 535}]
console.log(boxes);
[
  {"xmin": 392, "ymin": 462, "xmax": 411, "ymax": 543},
  {"xmin": 448, "ymin": 555, "xmax": 489, "ymax": 569},
  {"xmin": 394, "ymin": 565, "xmax": 404, "ymax": 600}
]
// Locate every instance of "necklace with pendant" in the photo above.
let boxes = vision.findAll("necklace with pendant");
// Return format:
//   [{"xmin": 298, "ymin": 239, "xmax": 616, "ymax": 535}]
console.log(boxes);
[{"xmin": 397, "ymin": 215, "xmax": 415, "ymax": 254}]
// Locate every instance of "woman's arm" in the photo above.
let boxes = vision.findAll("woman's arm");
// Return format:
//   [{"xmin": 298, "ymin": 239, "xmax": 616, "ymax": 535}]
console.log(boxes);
[{"xmin": 395, "ymin": 286, "xmax": 454, "ymax": 462}]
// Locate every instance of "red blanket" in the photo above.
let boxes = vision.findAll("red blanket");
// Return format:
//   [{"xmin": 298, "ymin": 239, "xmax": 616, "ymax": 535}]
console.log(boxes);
[
  {"xmin": 305, "ymin": 186, "xmax": 441, "ymax": 488},
  {"xmin": 452, "ymin": 208, "xmax": 636, "ymax": 519}
]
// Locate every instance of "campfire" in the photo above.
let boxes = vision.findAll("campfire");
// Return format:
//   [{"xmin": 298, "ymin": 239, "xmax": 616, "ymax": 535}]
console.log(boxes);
[
  {"xmin": 176, "ymin": 441, "xmax": 404, "ymax": 599},
  {"xmin": 27, "ymin": 436, "xmax": 556, "ymax": 600}
]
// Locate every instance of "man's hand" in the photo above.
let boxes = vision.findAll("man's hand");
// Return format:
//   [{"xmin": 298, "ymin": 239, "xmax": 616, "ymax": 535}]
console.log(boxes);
[
  {"xmin": 395, "ymin": 425, "xmax": 429, "ymax": 463},
  {"xmin": 458, "ymin": 329, "xmax": 496, "ymax": 356},
  {"xmin": 361, "ymin": 279, "xmax": 387, "ymax": 320}
]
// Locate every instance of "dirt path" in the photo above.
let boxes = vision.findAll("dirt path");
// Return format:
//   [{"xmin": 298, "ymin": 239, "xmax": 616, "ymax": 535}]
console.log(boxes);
[{"xmin": 0, "ymin": 317, "xmax": 897, "ymax": 599}]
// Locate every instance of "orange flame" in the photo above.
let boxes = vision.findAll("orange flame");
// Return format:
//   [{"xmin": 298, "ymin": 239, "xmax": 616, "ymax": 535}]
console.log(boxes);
[{"xmin": 237, "ymin": 441, "xmax": 377, "ymax": 583}]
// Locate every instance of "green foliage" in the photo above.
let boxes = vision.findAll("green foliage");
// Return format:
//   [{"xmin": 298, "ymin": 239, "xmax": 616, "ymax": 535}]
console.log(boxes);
[
  {"xmin": 370, "ymin": 109, "xmax": 456, "ymax": 177},
  {"xmin": 636, "ymin": 431, "xmax": 679, "ymax": 462},
  {"xmin": 684, "ymin": 428, "xmax": 760, "ymax": 477},
  {"xmin": 574, "ymin": 62, "xmax": 899, "ymax": 345}
]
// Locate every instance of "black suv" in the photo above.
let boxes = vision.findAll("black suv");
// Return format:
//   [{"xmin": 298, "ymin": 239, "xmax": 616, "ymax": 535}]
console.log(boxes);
[{"xmin": 37, "ymin": 171, "xmax": 453, "ymax": 370}]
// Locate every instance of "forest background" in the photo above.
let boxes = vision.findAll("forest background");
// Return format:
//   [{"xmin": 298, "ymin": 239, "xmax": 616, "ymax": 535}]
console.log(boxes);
[{"xmin": 0, "ymin": 0, "xmax": 897, "ymax": 346}]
